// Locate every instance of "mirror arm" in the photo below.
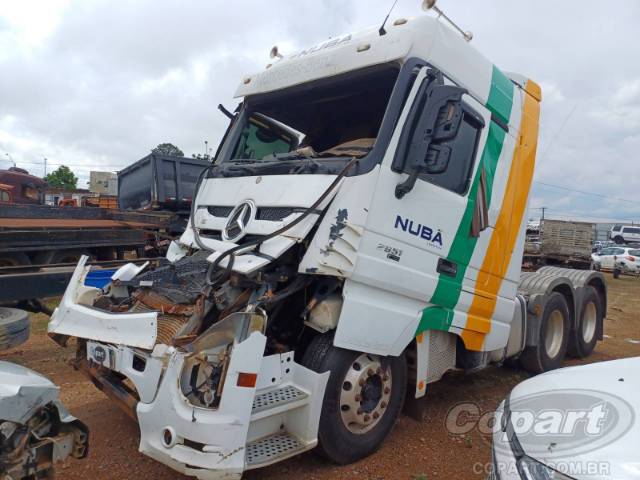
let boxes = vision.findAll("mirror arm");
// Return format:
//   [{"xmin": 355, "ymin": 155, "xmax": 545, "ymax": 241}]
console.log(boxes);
[
  {"xmin": 395, "ymin": 168, "xmax": 420, "ymax": 199},
  {"xmin": 218, "ymin": 104, "xmax": 235, "ymax": 120}
]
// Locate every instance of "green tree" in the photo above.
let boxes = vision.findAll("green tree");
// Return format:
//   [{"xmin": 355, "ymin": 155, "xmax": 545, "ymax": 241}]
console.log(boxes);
[
  {"xmin": 152, "ymin": 143, "xmax": 184, "ymax": 157},
  {"xmin": 44, "ymin": 165, "xmax": 78, "ymax": 190}
]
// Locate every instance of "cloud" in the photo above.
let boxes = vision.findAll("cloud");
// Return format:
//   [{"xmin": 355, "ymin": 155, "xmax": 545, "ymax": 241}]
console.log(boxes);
[{"xmin": 0, "ymin": 0, "xmax": 639, "ymax": 223}]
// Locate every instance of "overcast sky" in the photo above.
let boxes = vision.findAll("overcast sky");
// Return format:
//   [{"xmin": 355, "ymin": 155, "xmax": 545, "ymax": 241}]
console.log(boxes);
[{"xmin": 1, "ymin": 0, "xmax": 639, "ymax": 223}]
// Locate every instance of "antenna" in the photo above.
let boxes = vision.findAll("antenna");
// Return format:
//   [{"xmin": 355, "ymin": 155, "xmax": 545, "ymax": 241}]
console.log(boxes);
[
  {"xmin": 422, "ymin": 0, "xmax": 473, "ymax": 42},
  {"xmin": 379, "ymin": 0, "xmax": 399, "ymax": 36}
]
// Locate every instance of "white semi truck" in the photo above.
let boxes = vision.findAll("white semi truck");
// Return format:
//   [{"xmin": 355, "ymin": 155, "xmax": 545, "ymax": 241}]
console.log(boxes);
[{"xmin": 47, "ymin": 6, "xmax": 607, "ymax": 479}]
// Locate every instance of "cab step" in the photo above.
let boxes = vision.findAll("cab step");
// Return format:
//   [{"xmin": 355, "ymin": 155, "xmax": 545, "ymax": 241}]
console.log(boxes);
[
  {"xmin": 245, "ymin": 432, "xmax": 310, "ymax": 469},
  {"xmin": 251, "ymin": 385, "xmax": 309, "ymax": 418}
]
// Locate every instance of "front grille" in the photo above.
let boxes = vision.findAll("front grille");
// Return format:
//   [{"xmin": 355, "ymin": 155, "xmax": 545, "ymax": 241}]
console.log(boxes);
[
  {"xmin": 207, "ymin": 206, "xmax": 233, "ymax": 217},
  {"xmin": 199, "ymin": 229, "xmax": 266, "ymax": 246},
  {"xmin": 205, "ymin": 205, "xmax": 296, "ymax": 222},
  {"xmin": 199, "ymin": 229, "xmax": 222, "ymax": 240},
  {"xmin": 256, "ymin": 207, "xmax": 295, "ymax": 222}
]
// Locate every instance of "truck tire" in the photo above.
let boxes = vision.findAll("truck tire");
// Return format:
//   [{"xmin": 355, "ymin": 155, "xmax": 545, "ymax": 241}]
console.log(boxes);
[
  {"xmin": 613, "ymin": 235, "xmax": 624, "ymax": 244},
  {"xmin": 0, "ymin": 252, "xmax": 31, "ymax": 267},
  {"xmin": 302, "ymin": 333, "xmax": 407, "ymax": 464},
  {"xmin": 35, "ymin": 249, "xmax": 90, "ymax": 265},
  {"xmin": 0, "ymin": 307, "xmax": 30, "ymax": 351},
  {"xmin": 520, "ymin": 292, "xmax": 569, "ymax": 374},
  {"xmin": 567, "ymin": 286, "xmax": 601, "ymax": 358}
]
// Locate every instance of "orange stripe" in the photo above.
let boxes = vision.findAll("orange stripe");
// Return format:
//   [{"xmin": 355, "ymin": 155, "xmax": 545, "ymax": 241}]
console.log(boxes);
[{"xmin": 461, "ymin": 80, "xmax": 541, "ymax": 350}]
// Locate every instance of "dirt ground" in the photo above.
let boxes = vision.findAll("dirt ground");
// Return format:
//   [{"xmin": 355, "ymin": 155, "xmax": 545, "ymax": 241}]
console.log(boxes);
[{"xmin": 2, "ymin": 272, "xmax": 638, "ymax": 480}]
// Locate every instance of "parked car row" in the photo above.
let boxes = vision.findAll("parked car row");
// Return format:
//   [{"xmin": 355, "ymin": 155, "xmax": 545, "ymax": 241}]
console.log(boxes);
[
  {"xmin": 591, "ymin": 246, "xmax": 640, "ymax": 274},
  {"xmin": 609, "ymin": 224, "xmax": 640, "ymax": 244}
]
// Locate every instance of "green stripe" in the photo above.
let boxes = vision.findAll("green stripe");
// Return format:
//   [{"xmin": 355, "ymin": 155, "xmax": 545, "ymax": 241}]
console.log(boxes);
[
  {"xmin": 417, "ymin": 67, "xmax": 514, "ymax": 335},
  {"xmin": 486, "ymin": 65, "xmax": 514, "ymax": 126}
]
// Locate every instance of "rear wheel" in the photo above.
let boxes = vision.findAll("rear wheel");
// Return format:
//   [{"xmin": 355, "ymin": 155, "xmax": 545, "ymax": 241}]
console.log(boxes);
[
  {"xmin": 302, "ymin": 333, "xmax": 407, "ymax": 464},
  {"xmin": 520, "ymin": 292, "xmax": 569, "ymax": 373},
  {"xmin": 0, "ymin": 252, "xmax": 31, "ymax": 267},
  {"xmin": 567, "ymin": 286, "xmax": 601, "ymax": 358},
  {"xmin": 34, "ymin": 249, "xmax": 90, "ymax": 266}
]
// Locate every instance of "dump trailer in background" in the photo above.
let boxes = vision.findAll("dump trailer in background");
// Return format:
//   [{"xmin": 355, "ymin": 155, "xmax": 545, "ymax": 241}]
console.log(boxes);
[
  {"xmin": 117, "ymin": 154, "xmax": 210, "ymax": 215},
  {"xmin": 524, "ymin": 219, "xmax": 593, "ymax": 269}
]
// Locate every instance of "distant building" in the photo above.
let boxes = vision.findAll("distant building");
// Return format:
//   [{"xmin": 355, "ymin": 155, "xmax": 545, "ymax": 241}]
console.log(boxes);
[
  {"xmin": 44, "ymin": 187, "xmax": 92, "ymax": 206},
  {"xmin": 89, "ymin": 171, "xmax": 118, "ymax": 195}
]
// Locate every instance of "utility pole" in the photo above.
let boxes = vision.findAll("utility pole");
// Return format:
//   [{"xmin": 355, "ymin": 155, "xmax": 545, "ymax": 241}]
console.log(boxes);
[
  {"xmin": 541, "ymin": 206, "xmax": 546, "ymax": 221},
  {"xmin": 204, "ymin": 140, "xmax": 208, "ymax": 159},
  {"xmin": 44, "ymin": 157, "xmax": 47, "ymax": 176},
  {"xmin": 4, "ymin": 153, "xmax": 15, "ymax": 168}
]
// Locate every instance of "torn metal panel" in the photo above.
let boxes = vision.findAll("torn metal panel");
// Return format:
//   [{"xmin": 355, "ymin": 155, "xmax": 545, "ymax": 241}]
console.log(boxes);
[{"xmin": 299, "ymin": 169, "xmax": 378, "ymax": 276}]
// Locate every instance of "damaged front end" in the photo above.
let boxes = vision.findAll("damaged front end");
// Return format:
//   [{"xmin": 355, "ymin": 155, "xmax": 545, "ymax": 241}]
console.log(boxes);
[
  {"xmin": 48, "ymin": 255, "xmax": 329, "ymax": 479},
  {"xmin": 0, "ymin": 362, "xmax": 88, "ymax": 479}
]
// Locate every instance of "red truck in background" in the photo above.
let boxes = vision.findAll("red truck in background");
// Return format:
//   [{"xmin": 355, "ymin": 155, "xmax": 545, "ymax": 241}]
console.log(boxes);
[{"xmin": 0, "ymin": 167, "xmax": 48, "ymax": 205}]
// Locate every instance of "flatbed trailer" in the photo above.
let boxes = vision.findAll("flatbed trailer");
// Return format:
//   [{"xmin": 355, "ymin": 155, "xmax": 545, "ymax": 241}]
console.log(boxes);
[{"xmin": 0, "ymin": 204, "xmax": 180, "ymax": 267}]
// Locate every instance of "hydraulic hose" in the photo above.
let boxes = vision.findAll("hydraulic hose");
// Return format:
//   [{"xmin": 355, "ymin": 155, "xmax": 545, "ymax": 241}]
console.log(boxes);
[{"xmin": 189, "ymin": 157, "xmax": 359, "ymax": 287}]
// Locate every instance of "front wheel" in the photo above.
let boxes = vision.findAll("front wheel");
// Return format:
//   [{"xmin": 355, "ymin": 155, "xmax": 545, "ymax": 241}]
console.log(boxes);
[{"xmin": 302, "ymin": 333, "xmax": 407, "ymax": 464}]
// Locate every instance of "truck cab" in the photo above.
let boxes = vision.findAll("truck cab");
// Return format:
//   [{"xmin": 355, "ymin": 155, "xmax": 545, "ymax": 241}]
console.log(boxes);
[
  {"xmin": 0, "ymin": 168, "xmax": 47, "ymax": 205},
  {"xmin": 48, "ymin": 12, "xmax": 606, "ymax": 480}
]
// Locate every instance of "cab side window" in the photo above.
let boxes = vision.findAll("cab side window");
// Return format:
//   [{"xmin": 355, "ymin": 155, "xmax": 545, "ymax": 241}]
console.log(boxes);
[{"xmin": 418, "ymin": 107, "xmax": 483, "ymax": 195}]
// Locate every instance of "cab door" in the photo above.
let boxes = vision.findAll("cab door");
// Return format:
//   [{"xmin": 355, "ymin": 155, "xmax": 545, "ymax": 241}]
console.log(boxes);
[{"xmin": 355, "ymin": 66, "xmax": 512, "ymax": 339}]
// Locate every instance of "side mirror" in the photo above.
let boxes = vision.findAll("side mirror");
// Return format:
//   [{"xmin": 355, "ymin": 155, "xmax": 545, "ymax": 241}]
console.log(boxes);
[{"xmin": 395, "ymin": 82, "xmax": 467, "ymax": 199}]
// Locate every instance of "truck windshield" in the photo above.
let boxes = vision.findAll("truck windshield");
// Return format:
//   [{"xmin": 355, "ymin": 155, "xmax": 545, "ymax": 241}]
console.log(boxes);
[{"xmin": 223, "ymin": 64, "xmax": 399, "ymax": 164}]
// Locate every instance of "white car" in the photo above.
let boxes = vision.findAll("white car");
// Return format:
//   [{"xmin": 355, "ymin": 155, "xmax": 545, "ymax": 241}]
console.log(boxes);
[
  {"xmin": 591, "ymin": 246, "xmax": 640, "ymax": 273},
  {"xmin": 490, "ymin": 357, "xmax": 639, "ymax": 480},
  {"xmin": 610, "ymin": 225, "xmax": 640, "ymax": 245}
]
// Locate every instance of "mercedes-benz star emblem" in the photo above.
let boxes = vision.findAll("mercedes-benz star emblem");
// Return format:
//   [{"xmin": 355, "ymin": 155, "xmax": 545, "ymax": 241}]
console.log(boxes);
[{"xmin": 222, "ymin": 201, "xmax": 255, "ymax": 242}]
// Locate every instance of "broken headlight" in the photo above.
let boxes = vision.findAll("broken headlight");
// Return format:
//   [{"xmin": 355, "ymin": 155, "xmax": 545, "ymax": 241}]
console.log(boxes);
[
  {"xmin": 179, "ymin": 310, "xmax": 266, "ymax": 409},
  {"xmin": 518, "ymin": 456, "xmax": 575, "ymax": 480}
]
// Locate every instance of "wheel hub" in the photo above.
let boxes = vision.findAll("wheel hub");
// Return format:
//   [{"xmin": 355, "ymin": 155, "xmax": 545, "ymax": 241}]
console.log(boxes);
[
  {"xmin": 545, "ymin": 310, "xmax": 564, "ymax": 359},
  {"xmin": 339, "ymin": 353, "xmax": 392, "ymax": 434},
  {"xmin": 582, "ymin": 302, "xmax": 597, "ymax": 343}
]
